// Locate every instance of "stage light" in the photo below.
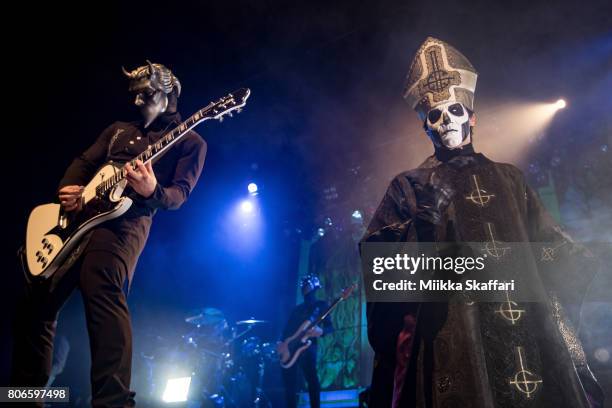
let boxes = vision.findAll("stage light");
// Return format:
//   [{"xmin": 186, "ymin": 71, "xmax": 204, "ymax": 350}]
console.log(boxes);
[
  {"xmin": 225, "ymin": 197, "xmax": 262, "ymax": 255},
  {"xmin": 317, "ymin": 228, "xmax": 326, "ymax": 237},
  {"xmin": 351, "ymin": 210, "xmax": 363, "ymax": 220},
  {"xmin": 240, "ymin": 200, "xmax": 254, "ymax": 213},
  {"xmin": 162, "ymin": 376, "xmax": 191, "ymax": 403},
  {"xmin": 472, "ymin": 99, "xmax": 571, "ymax": 164},
  {"xmin": 247, "ymin": 182, "xmax": 258, "ymax": 194},
  {"xmin": 555, "ymin": 99, "xmax": 566, "ymax": 110}
]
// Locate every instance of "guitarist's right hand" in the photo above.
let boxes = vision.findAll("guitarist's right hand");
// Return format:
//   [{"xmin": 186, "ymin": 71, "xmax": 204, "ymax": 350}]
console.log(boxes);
[{"xmin": 59, "ymin": 185, "xmax": 84, "ymax": 212}]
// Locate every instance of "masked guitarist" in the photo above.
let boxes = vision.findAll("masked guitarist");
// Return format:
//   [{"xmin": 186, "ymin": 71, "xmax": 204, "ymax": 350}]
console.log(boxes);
[
  {"xmin": 11, "ymin": 61, "xmax": 206, "ymax": 407},
  {"xmin": 278, "ymin": 275, "xmax": 334, "ymax": 408}
]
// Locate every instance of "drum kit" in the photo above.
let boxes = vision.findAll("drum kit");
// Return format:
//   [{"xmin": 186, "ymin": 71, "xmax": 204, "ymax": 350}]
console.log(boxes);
[{"xmin": 137, "ymin": 308, "xmax": 277, "ymax": 407}]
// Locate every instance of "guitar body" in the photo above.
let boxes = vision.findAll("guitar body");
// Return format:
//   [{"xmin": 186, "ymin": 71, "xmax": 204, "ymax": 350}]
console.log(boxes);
[
  {"xmin": 279, "ymin": 320, "xmax": 314, "ymax": 369},
  {"xmin": 25, "ymin": 164, "xmax": 133, "ymax": 278}
]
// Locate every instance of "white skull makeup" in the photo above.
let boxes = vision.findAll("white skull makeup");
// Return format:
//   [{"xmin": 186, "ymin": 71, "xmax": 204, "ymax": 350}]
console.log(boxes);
[
  {"xmin": 122, "ymin": 61, "xmax": 181, "ymax": 128},
  {"xmin": 425, "ymin": 101, "xmax": 471, "ymax": 149}
]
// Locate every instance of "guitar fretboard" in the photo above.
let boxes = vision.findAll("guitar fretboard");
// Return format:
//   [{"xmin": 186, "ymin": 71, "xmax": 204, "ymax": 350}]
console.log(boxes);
[
  {"xmin": 95, "ymin": 106, "xmax": 210, "ymax": 197},
  {"xmin": 301, "ymin": 285, "xmax": 355, "ymax": 335}
]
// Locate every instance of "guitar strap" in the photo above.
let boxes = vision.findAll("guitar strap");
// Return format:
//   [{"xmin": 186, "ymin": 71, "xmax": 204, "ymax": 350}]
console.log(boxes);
[
  {"xmin": 107, "ymin": 128, "xmax": 125, "ymax": 160},
  {"xmin": 106, "ymin": 120, "xmax": 175, "ymax": 162},
  {"xmin": 309, "ymin": 306, "xmax": 321, "ymax": 323}
]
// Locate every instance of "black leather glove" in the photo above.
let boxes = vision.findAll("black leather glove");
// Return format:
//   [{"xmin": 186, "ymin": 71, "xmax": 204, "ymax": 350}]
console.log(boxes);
[{"xmin": 413, "ymin": 171, "xmax": 454, "ymax": 226}]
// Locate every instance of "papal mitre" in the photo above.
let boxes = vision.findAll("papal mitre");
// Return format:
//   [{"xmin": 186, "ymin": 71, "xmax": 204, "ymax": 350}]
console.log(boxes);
[{"xmin": 403, "ymin": 37, "xmax": 478, "ymax": 120}]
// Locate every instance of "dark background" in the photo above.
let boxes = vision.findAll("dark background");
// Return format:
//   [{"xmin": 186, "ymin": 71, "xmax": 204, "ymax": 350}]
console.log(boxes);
[{"xmin": 3, "ymin": 0, "xmax": 611, "ymax": 405}]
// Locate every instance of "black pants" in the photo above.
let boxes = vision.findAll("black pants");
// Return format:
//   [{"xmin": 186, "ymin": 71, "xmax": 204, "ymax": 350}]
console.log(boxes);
[
  {"xmin": 10, "ymin": 250, "xmax": 135, "ymax": 408},
  {"xmin": 282, "ymin": 347, "xmax": 320, "ymax": 408}
]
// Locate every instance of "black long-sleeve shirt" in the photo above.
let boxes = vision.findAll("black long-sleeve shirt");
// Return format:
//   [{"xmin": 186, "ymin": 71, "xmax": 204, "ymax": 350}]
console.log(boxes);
[{"xmin": 58, "ymin": 111, "xmax": 206, "ymax": 281}]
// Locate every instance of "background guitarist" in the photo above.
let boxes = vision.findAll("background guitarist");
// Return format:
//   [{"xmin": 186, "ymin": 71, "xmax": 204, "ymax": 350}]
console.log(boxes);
[
  {"xmin": 279, "ymin": 275, "xmax": 334, "ymax": 408},
  {"xmin": 11, "ymin": 61, "xmax": 206, "ymax": 407}
]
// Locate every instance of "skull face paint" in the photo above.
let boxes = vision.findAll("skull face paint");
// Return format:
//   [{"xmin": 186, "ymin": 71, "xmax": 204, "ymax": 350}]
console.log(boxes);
[{"xmin": 425, "ymin": 101, "xmax": 471, "ymax": 149}]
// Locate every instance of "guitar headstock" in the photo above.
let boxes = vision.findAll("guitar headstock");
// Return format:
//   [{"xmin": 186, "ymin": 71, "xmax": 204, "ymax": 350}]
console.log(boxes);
[
  {"xmin": 340, "ymin": 283, "xmax": 358, "ymax": 300},
  {"xmin": 202, "ymin": 88, "xmax": 251, "ymax": 122}
]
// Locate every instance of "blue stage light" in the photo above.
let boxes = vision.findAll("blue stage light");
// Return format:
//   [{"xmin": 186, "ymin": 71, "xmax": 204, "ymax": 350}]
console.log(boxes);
[
  {"xmin": 241, "ymin": 200, "xmax": 254, "ymax": 213},
  {"xmin": 247, "ymin": 182, "xmax": 258, "ymax": 194}
]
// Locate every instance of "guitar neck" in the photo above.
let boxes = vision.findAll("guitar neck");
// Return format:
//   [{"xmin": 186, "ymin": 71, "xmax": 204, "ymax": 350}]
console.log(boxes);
[
  {"xmin": 93, "ymin": 87, "xmax": 251, "ymax": 198},
  {"xmin": 309, "ymin": 296, "xmax": 344, "ymax": 329},
  {"xmin": 306, "ymin": 284, "xmax": 356, "ymax": 331},
  {"xmin": 96, "ymin": 105, "xmax": 211, "ymax": 196}
]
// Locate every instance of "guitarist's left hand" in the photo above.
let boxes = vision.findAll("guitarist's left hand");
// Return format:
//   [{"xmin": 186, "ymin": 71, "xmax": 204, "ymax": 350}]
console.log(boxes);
[
  {"xmin": 126, "ymin": 160, "xmax": 157, "ymax": 198},
  {"xmin": 306, "ymin": 326, "xmax": 323, "ymax": 338}
]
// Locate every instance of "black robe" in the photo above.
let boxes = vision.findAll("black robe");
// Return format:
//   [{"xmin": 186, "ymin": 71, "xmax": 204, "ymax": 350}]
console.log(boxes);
[{"xmin": 362, "ymin": 148, "xmax": 603, "ymax": 408}]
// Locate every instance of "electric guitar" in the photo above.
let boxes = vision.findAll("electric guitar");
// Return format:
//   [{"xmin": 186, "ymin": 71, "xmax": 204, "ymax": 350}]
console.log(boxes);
[
  {"xmin": 278, "ymin": 283, "xmax": 357, "ymax": 369},
  {"xmin": 25, "ymin": 88, "xmax": 251, "ymax": 279}
]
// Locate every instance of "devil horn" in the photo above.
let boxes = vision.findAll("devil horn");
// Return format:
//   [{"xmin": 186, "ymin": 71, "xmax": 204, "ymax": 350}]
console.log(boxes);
[
  {"xmin": 146, "ymin": 59, "xmax": 156, "ymax": 75},
  {"xmin": 121, "ymin": 66, "xmax": 134, "ymax": 78}
]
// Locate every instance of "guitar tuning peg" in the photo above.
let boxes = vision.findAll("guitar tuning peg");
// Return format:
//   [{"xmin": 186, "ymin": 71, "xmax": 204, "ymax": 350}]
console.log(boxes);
[
  {"xmin": 227, "ymin": 112, "xmax": 233, "ymax": 118},
  {"xmin": 236, "ymin": 108, "xmax": 242, "ymax": 114},
  {"xmin": 219, "ymin": 116, "xmax": 224, "ymax": 122}
]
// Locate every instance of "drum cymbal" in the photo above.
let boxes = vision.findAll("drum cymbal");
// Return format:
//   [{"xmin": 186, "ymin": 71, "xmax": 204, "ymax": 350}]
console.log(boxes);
[
  {"xmin": 235, "ymin": 319, "xmax": 268, "ymax": 326},
  {"xmin": 185, "ymin": 307, "xmax": 227, "ymax": 326}
]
